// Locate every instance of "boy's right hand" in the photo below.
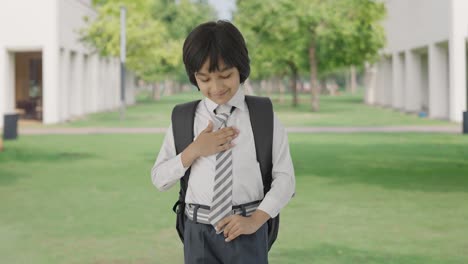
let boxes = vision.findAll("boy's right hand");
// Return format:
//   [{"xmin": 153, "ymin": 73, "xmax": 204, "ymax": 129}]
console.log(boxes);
[
  {"xmin": 193, "ymin": 120, "xmax": 240, "ymax": 157},
  {"xmin": 181, "ymin": 120, "xmax": 239, "ymax": 168}
]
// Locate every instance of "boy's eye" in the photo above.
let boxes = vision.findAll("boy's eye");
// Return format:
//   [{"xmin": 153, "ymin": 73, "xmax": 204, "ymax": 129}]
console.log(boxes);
[{"xmin": 220, "ymin": 74, "xmax": 232, "ymax": 79}]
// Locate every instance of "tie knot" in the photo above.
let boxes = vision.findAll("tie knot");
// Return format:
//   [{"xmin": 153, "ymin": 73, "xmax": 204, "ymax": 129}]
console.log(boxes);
[
  {"xmin": 215, "ymin": 112, "xmax": 230, "ymax": 125},
  {"xmin": 214, "ymin": 106, "xmax": 235, "ymax": 127}
]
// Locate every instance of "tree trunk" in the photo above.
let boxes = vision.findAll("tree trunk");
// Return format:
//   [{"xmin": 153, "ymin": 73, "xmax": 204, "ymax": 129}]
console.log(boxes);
[
  {"xmin": 272, "ymin": 77, "xmax": 279, "ymax": 93},
  {"xmin": 253, "ymin": 80, "xmax": 261, "ymax": 96},
  {"xmin": 260, "ymin": 80, "xmax": 267, "ymax": 97},
  {"xmin": 152, "ymin": 82, "xmax": 161, "ymax": 101},
  {"xmin": 345, "ymin": 69, "xmax": 351, "ymax": 93},
  {"xmin": 266, "ymin": 79, "xmax": 273, "ymax": 98},
  {"xmin": 309, "ymin": 41, "xmax": 319, "ymax": 111},
  {"xmin": 279, "ymin": 77, "xmax": 285, "ymax": 104},
  {"xmin": 298, "ymin": 80, "xmax": 304, "ymax": 93},
  {"xmin": 351, "ymin": 65, "xmax": 357, "ymax": 94},
  {"xmin": 163, "ymin": 79, "xmax": 173, "ymax": 96},
  {"xmin": 288, "ymin": 63, "xmax": 298, "ymax": 107}
]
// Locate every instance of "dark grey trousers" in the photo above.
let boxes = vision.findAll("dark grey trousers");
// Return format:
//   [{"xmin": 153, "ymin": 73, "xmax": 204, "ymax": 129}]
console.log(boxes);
[{"xmin": 183, "ymin": 217, "xmax": 269, "ymax": 264}]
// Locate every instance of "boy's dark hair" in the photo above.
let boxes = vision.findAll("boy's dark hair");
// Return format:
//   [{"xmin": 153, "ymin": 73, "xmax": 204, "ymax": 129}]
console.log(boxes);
[{"xmin": 182, "ymin": 20, "xmax": 250, "ymax": 90}]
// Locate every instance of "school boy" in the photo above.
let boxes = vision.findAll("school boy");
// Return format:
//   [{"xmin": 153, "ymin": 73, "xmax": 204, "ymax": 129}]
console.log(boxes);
[{"xmin": 151, "ymin": 20, "xmax": 295, "ymax": 264}]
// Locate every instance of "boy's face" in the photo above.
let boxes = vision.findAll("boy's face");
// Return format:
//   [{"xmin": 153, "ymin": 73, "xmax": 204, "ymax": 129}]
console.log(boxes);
[{"xmin": 195, "ymin": 58, "xmax": 240, "ymax": 105}]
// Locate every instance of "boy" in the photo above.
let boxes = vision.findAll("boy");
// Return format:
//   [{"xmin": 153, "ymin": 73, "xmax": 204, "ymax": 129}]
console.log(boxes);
[{"xmin": 151, "ymin": 20, "xmax": 295, "ymax": 264}]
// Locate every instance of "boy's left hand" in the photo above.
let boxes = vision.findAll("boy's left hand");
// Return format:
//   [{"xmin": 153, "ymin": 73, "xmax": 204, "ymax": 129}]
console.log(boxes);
[{"xmin": 217, "ymin": 210, "xmax": 270, "ymax": 242}]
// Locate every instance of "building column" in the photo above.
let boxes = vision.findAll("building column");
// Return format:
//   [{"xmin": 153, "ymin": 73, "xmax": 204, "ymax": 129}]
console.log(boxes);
[
  {"xmin": 43, "ymin": 45, "xmax": 60, "ymax": 124},
  {"xmin": 375, "ymin": 60, "xmax": 385, "ymax": 105},
  {"xmin": 0, "ymin": 49, "xmax": 15, "ymax": 127},
  {"xmin": 364, "ymin": 62, "xmax": 377, "ymax": 105},
  {"xmin": 405, "ymin": 50, "xmax": 421, "ymax": 112},
  {"xmin": 449, "ymin": 0, "xmax": 468, "ymax": 122},
  {"xmin": 82, "ymin": 54, "xmax": 89, "ymax": 115},
  {"xmin": 420, "ymin": 52, "xmax": 429, "ymax": 113},
  {"xmin": 383, "ymin": 56, "xmax": 393, "ymax": 107},
  {"xmin": 68, "ymin": 52, "xmax": 77, "ymax": 117},
  {"xmin": 75, "ymin": 53, "xmax": 84, "ymax": 116},
  {"xmin": 59, "ymin": 49, "xmax": 70, "ymax": 121},
  {"xmin": 429, "ymin": 43, "xmax": 449, "ymax": 119},
  {"xmin": 89, "ymin": 54, "xmax": 99, "ymax": 113},
  {"xmin": 0, "ymin": 49, "xmax": 5, "ymax": 127},
  {"xmin": 392, "ymin": 52, "xmax": 405, "ymax": 110}
]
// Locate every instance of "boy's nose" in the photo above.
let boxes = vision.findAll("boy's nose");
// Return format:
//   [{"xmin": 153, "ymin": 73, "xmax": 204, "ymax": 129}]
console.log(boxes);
[{"xmin": 212, "ymin": 78, "xmax": 223, "ymax": 91}]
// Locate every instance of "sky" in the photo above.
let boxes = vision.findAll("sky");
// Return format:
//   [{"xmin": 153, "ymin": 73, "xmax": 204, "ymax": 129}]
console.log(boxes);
[{"xmin": 207, "ymin": 0, "xmax": 236, "ymax": 20}]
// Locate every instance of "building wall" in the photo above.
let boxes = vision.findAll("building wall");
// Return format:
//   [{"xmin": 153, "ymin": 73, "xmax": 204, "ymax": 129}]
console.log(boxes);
[
  {"xmin": 0, "ymin": 0, "xmax": 57, "ymax": 126},
  {"xmin": 368, "ymin": 0, "xmax": 468, "ymax": 122},
  {"xmin": 383, "ymin": 0, "xmax": 451, "ymax": 53},
  {"xmin": 0, "ymin": 0, "xmax": 136, "ymax": 127},
  {"xmin": 56, "ymin": 0, "xmax": 135, "ymax": 123}
]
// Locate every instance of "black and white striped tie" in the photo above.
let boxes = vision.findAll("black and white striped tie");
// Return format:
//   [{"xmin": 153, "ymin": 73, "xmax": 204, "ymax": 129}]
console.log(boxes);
[{"xmin": 209, "ymin": 107, "xmax": 234, "ymax": 230}]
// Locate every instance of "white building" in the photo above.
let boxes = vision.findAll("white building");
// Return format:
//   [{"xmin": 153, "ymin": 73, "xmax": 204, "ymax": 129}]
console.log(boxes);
[
  {"xmin": 0, "ymin": 0, "xmax": 136, "ymax": 127},
  {"xmin": 365, "ymin": 0, "xmax": 468, "ymax": 122}
]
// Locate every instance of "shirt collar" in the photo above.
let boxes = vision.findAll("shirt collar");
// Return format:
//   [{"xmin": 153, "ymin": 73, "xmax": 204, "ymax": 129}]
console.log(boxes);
[{"xmin": 204, "ymin": 87, "xmax": 246, "ymax": 114}]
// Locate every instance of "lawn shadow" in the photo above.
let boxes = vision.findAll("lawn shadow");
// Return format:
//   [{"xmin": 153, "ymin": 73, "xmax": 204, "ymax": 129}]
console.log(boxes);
[
  {"xmin": 0, "ymin": 143, "xmax": 96, "ymax": 186},
  {"xmin": 0, "ymin": 147, "xmax": 95, "ymax": 163},
  {"xmin": 291, "ymin": 140, "xmax": 468, "ymax": 193},
  {"xmin": 270, "ymin": 243, "xmax": 461, "ymax": 264},
  {"xmin": 0, "ymin": 167, "xmax": 29, "ymax": 186}
]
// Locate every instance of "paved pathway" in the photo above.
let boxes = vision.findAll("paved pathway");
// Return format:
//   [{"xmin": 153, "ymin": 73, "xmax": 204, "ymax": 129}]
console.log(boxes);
[{"xmin": 18, "ymin": 126, "xmax": 462, "ymax": 135}]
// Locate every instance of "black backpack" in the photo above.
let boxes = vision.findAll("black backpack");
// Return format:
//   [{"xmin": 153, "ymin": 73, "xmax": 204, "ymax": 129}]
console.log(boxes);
[{"xmin": 170, "ymin": 95, "xmax": 279, "ymax": 251}]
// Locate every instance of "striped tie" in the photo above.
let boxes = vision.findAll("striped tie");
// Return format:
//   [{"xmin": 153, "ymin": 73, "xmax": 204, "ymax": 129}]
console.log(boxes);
[{"xmin": 209, "ymin": 107, "xmax": 234, "ymax": 231}]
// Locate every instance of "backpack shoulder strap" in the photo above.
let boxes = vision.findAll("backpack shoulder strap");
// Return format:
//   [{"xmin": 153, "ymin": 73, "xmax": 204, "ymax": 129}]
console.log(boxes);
[
  {"xmin": 245, "ymin": 95, "xmax": 279, "ymax": 251},
  {"xmin": 245, "ymin": 95, "xmax": 274, "ymax": 194},
  {"xmin": 171, "ymin": 100, "xmax": 201, "ymax": 206}
]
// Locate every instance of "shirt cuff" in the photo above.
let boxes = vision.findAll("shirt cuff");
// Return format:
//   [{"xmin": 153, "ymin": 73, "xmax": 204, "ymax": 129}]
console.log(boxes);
[
  {"xmin": 176, "ymin": 153, "xmax": 190, "ymax": 174},
  {"xmin": 257, "ymin": 195, "xmax": 281, "ymax": 218}
]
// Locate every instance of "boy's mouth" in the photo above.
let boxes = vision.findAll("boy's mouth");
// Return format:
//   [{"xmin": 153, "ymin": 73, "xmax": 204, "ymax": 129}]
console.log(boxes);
[{"xmin": 212, "ymin": 89, "xmax": 229, "ymax": 97}]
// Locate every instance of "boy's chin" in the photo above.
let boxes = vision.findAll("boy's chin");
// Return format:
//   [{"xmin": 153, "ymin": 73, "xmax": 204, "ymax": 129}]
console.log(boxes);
[{"xmin": 210, "ymin": 95, "xmax": 233, "ymax": 105}]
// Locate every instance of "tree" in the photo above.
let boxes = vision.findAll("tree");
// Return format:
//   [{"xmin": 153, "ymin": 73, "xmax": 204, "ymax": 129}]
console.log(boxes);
[
  {"xmin": 235, "ymin": 0, "xmax": 308, "ymax": 107},
  {"xmin": 81, "ymin": 0, "xmax": 216, "ymax": 94},
  {"xmin": 297, "ymin": 0, "xmax": 386, "ymax": 110},
  {"xmin": 235, "ymin": 0, "xmax": 386, "ymax": 110}
]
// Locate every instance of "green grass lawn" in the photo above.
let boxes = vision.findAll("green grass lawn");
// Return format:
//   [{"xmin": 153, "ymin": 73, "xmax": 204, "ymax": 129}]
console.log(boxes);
[
  {"xmin": 1, "ymin": 133, "xmax": 468, "ymax": 263},
  {"xmin": 27, "ymin": 90, "xmax": 456, "ymax": 128}
]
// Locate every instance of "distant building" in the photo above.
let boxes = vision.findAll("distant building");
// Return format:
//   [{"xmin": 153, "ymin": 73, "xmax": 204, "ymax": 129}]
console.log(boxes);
[
  {"xmin": 365, "ymin": 0, "xmax": 468, "ymax": 122},
  {"xmin": 0, "ymin": 0, "xmax": 136, "ymax": 127}
]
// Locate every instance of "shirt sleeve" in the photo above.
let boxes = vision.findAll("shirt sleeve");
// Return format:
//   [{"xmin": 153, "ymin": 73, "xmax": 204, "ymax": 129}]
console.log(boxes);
[
  {"xmin": 150, "ymin": 124, "xmax": 190, "ymax": 191},
  {"xmin": 257, "ymin": 112, "xmax": 296, "ymax": 218}
]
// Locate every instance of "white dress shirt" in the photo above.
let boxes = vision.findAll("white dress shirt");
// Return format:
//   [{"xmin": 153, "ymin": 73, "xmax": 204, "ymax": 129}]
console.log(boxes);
[{"xmin": 151, "ymin": 88, "xmax": 295, "ymax": 218}]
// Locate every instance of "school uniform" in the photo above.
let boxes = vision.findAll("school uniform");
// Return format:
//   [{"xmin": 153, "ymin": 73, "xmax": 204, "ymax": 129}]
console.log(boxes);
[{"xmin": 151, "ymin": 88, "xmax": 295, "ymax": 264}]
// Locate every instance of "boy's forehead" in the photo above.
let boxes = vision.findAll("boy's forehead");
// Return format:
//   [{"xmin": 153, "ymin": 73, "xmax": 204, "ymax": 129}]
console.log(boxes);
[{"xmin": 198, "ymin": 58, "xmax": 232, "ymax": 74}]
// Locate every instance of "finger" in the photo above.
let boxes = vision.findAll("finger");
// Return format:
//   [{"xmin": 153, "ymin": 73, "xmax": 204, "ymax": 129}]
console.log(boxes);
[
  {"xmin": 203, "ymin": 120, "xmax": 213, "ymax": 132},
  {"xmin": 226, "ymin": 229, "xmax": 242, "ymax": 242},
  {"xmin": 216, "ymin": 137, "xmax": 233, "ymax": 147},
  {"xmin": 220, "ymin": 127, "xmax": 237, "ymax": 136},
  {"xmin": 217, "ymin": 142, "xmax": 235, "ymax": 152},
  {"xmin": 223, "ymin": 220, "xmax": 238, "ymax": 238},
  {"xmin": 213, "ymin": 127, "xmax": 233, "ymax": 138},
  {"xmin": 216, "ymin": 215, "xmax": 232, "ymax": 232},
  {"xmin": 223, "ymin": 136, "xmax": 233, "ymax": 143}
]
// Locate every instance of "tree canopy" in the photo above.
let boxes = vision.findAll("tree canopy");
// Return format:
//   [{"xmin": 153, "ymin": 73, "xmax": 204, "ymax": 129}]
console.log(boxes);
[
  {"xmin": 81, "ymin": 0, "xmax": 216, "ymax": 82},
  {"xmin": 235, "ymin": 0, "xmax": 386, "ymax": 110}
]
